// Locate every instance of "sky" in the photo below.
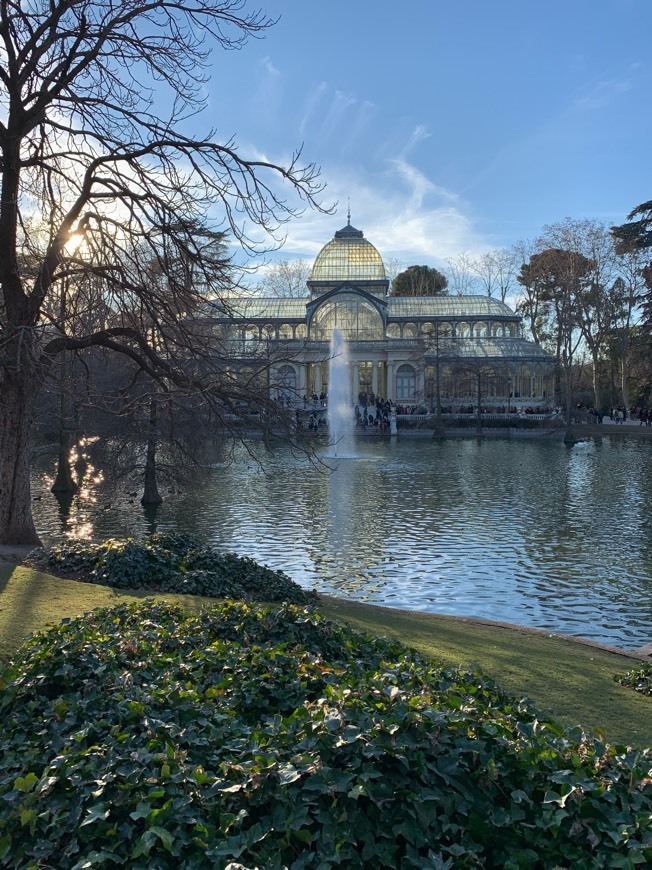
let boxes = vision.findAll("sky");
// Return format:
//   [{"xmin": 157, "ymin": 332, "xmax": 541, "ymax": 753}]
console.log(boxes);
[{"xmin": 204, "ymin": 0, "xmax": 652, "ymax": 275}]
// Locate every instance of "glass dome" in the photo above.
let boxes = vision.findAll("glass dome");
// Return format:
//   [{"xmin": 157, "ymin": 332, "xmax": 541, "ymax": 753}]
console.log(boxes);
[{"xmin": 310, "ymin": 222, "xmax": 386, "ymax": 282}]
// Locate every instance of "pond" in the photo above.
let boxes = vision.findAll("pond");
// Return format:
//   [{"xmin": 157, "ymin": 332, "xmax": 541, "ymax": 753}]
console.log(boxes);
[{"xmin": 31, "ymin": 435, "xmax": 652, "ymax": 650}]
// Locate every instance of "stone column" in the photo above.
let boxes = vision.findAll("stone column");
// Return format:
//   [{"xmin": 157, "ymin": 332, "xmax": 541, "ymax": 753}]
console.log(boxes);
[
  {"xmin": 387, "ymin": 362, "xmax": 395, "ymax": 401},
  {"xmin": 352, "ymin": 363, "xmax": 359, "ymax": 400},
  {"xmin": 372, "ymin": 361, "xmax": 379, "ymax": 395},
  {"xmin": 417, "ymin": 364, "xmax": 425, "ymax": 402},
  {"xmin": 314, "ymin": 362, "xmax": 322, "ymax": 395},
  {"xmin": 298, "ymin": 364, "xmax": 307, "ymax": 398}
]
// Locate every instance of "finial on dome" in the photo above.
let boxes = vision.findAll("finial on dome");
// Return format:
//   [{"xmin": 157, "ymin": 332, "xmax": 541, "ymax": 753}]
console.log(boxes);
[{"xmin": 347, "ymin": 198, "xmax": 351, "ymax": 225}]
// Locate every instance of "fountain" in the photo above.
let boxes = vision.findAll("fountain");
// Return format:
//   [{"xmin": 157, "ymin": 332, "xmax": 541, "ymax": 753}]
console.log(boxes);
[{"xmin": 327, "ymin": 328, "xmax": 355, "ymax": 458}]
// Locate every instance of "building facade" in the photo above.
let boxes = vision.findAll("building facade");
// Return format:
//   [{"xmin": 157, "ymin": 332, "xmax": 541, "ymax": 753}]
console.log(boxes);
[{"xmin": 215, "ymin": 220, "xmax": 554, "ymax": 410}]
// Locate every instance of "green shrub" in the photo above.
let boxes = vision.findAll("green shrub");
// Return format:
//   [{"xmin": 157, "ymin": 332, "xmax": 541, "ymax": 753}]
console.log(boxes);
[
  {"xmin": 30, "ymin": 534, "xmax": 318, "ymax": 605},
  {"xmin": 614, "ymin": 662, "xmax": 652, "ymax": 697},
  {"xmin": 1, "ymin": 599, "xmax": 651, "ymax": 868}
]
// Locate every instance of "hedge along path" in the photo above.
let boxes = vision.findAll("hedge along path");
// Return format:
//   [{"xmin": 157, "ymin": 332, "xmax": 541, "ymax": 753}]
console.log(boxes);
[{"xmin": 1, "ymin": 562, "xmax": 651, "ymax": 749}]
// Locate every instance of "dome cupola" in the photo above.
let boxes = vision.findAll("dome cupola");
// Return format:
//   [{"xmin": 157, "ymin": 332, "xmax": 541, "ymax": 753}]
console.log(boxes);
[{"xmin": 309, "ymin": 218, "xmax": 386, "ymax": 285}]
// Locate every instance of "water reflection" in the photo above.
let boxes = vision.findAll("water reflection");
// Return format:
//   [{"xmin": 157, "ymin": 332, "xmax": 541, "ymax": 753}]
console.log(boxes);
[{"xmin": 31, "ymin": 436, "xmax": 652, "ymax": 649}]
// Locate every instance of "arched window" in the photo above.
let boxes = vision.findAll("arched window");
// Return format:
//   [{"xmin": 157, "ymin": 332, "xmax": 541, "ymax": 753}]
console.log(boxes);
[
  {"xmin": 474, "ymin": 322, "xmax": 489, "ymax": 337},
  {"xmin": 241, "ymin": 326, "xmax": 259, "ymax": 353},
  {"xmin": 402, "ymin": 323, "xmax": 416, "ymax": 338},
  {"xmin": 311, "ymin": 293, "xmax": 384, "ymax": 341},
  {"xmin": 278, "ymin": 323, "xmax": 294, "ymax": 339},
  {"xmin": 386, "ymin": 323, "xmax": 401, "ymax": 339},
  {"xmin": 396, "ymin": 364, "xmax": 416, "ymax": 400},
  {"xmin": 457, "ymin": 322, "xmax": 471, "ymax": 337},
  {"xmin": 295, "ymin": 324, "xmax": 307, "ymax": 339}
]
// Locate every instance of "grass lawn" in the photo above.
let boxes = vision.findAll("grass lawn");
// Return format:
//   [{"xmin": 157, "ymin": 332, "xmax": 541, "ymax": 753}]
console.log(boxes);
[{"xmin": 2, "ymin": 562, "xmax": 651, "ymax": 749}]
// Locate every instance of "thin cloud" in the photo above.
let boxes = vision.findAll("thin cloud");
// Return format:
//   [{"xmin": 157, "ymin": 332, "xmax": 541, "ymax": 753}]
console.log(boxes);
[
  {"xmin": 400, "ymin": 124, "xmax": 432, "ymax": 156},
  {"xmin": 316, "ymin": 90, "xmax": 358, "ymax": 142},
  {"xmin": 299, "ymin": 81, "xmax": 328, "ymax": 139},
  {"xmin": 274, "ymin": 157, "xmax": 490, "ymax": 266},
  {"xmin": 260, "ymin": 55, "xmax": 280, "ymax": 77},
  {"xmin": 573, "ymin": 73, "xmax": 635, "ymax": 111},
  {"xmin": 340, "ymin": 99, "xmax": 376, "ymax": 152}
]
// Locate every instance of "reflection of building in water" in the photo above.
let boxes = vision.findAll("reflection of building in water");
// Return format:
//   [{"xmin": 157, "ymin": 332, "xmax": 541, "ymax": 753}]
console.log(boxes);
[{"xmin": 212, "ymin": 218, "xmax": 554, "ymax": 407}]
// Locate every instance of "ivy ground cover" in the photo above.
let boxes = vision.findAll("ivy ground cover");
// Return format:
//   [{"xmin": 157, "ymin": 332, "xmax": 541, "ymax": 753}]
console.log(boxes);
[
  {"xmin": 28, "ymin": 533, "xmax": 318, "ymax": 605},
  {"xmin": 1, "ymin": 600, "xmax": 652, "ymax": 868}
]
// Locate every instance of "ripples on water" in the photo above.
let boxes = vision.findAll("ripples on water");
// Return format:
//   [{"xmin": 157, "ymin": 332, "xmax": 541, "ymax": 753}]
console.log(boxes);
[{"xmin": 32, "ymin": 436, "xmax": 652, "ymax": 650}]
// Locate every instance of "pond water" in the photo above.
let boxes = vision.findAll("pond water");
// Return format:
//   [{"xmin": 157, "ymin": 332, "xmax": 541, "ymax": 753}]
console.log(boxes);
[{"xmin": 31, "ymin": 435, "xmax": 652, "ymax": 650}]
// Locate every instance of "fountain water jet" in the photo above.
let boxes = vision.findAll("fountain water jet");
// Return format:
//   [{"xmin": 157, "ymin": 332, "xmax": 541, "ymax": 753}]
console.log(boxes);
[{"xmin": 327, "ymin": 329, "xmax": 355, "ymax": 458}]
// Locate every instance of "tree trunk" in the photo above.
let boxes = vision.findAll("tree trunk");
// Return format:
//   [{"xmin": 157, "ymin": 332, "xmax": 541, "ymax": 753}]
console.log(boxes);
[
  {"xmin": 562, "ymin": 363, "xmax": 575, "ymax": 444},
  {"xmin": 553, "ymin": 362, "xmax": 563, "ymax": 408},
  {"xmin": 51, "ymin": 428, "xmax": 78, "ymax": 494},
  {"xmin": 621, "ymin": 359, "xmax": 629, "ymax": 413},
  {"xmin": 591, "ymin": 347, "xmax": 602, "ymax": 412},
  {"xmin": 141, "ymin": 394, "xmax": 163, "ymax": 506},
  {"xmin": 51, "ymin": 352, "xmax": 78, "ymax": 494},
  {"xmin": 620, "ymin": 330, "xmax": 631, "ymax": 412},
  {"xmin": 0, "ymin": 373, "xmax": 42, "ymax": 544}
]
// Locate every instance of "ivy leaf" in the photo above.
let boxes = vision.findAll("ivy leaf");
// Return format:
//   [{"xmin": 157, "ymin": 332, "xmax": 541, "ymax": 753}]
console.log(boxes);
[
  {"xmin": 13, "ymin": 773, "xmax": 38, "ymax": 793},
  {"xmin": 130, "ymin": 802, "xmax": 154, "ymax": 821},
  {"xmin": 149, "ymin": 826, "xmax": 175, "ymax": 851},
  {"xmin": 278, "ymin": 764, "xmax": 301, "ymax": 785},
  {"xmin": 81, "ymin": 804, "xmax": 111, "ymax": 826}
]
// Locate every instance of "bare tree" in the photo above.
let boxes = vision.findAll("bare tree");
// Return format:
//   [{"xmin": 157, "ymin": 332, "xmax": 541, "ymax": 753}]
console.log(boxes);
[
  {"xmin": 470, "ymin": 249, "xmax": 518, "ymax": 303},
  {"xmin": 470, "ymin": 251, "xmax": 499, "ymax": 298},
  {"xmin": 444, "ymin": 252, "xmax": 479, "ymax": 296},
  {"xmin": 256, "ymin": 259, "xmax": 312, "ymax": 297},
  {"xmin": 493, "ymin": 248, "xmax": 519, "ymax": 304},
  {"xmin": 0, "ymin": 0, "xmax": 326, "ymax": 544},
  {"xmin": 611, "ymin": 248, "xmax": 646, "ymax": 409},
  {"xmin": 383, "ymin": 257, "xmax": 404, "ymax": 289}
]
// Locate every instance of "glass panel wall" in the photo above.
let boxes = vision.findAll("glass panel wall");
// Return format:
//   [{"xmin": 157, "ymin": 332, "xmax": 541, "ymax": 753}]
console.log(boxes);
[{"xmin": 311, "ymin": 294, "xmax": 384, "ymax": 341}]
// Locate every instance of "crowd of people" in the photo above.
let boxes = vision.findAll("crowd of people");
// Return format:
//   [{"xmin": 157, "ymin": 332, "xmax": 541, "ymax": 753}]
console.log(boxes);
[
  {"xmin": 585, "ymin": 405, "xmax": 651, "ymax": 425},
  {"xmin": 289, "ymin": 391, "xmax": 652, "ymax": 431},
  {"xmin": 355, "ymin": 391, "xmax": 393, "ymax": 433}
]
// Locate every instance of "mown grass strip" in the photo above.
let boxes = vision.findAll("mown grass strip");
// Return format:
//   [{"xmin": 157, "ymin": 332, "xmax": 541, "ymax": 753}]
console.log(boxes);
[
  {"xmin": 319, "ymin": 597, "xmax": 652, "ymax": 748},
  {"xmin": 2, "ymin": 563, "xmax": 651, "ymax": 748}
]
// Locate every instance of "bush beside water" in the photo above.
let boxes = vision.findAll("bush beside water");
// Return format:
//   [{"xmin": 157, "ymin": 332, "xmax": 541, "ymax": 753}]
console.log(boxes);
[
  {"xmin": 1, "ymin": 599, "xmax": 651, "ymax": 868},
  {"xmin": 30, "ymin": 533, "xmax": 318, "ymax": 605}
]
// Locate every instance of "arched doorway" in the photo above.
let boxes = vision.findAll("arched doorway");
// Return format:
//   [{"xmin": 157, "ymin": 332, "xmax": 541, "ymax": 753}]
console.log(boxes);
[{"xmin": 396, "ymin": 364, "xmax": 416, "ymax": 401}]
